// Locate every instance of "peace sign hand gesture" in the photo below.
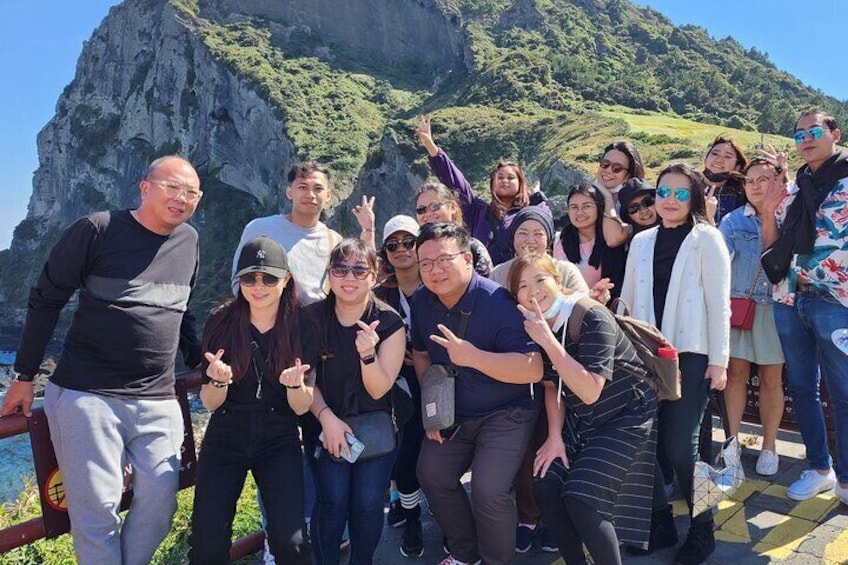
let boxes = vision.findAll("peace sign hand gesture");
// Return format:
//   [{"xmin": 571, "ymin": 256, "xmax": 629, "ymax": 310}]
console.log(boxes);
[
  {"xmin": 280, "ymin": 357, "xmax": 311, "ymax": 389},
  {"xmin": 355, "ymin": 320, "xmax": 381, "ymax": 357},
  {"xmin": 517, "ymin": 298, "xmax": 557, "ymax": 350},
  {"xmin": 352, "ymin": 194, "xmax": 376, "ymax": 232},
  {"xmin": 204, "ymin": 349, "xmax": 233, "ymax": 384},
  {"xmin": 429, "ymin": 323, "xmax": 479, "ymax": 367}
]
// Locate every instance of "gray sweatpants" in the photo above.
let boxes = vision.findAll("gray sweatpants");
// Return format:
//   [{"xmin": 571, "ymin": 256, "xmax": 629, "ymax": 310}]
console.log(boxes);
[{"xmin": 45, "ymin": 382, "xmax": 183, "ymax": 565}]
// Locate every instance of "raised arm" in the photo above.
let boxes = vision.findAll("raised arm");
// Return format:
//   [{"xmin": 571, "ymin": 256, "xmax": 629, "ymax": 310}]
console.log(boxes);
[{"xmin": 416, "ymin": 115, "xmax": 477, "ymax": 215}]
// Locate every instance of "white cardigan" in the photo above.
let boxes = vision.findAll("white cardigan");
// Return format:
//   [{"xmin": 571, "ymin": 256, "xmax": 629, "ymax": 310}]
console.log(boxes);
[{"xmin": 621, "ymin": 223, "xmax": 731, "ymax": 368}]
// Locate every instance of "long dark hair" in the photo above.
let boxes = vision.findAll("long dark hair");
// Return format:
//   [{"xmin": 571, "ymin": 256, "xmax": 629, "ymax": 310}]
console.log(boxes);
[
  {"xmin": 201, "ymin": 277, "xmax": 300, "ymax": 383},
  {"xmin": 656, "ymin": 163, "xmax": 710, "ymax": 225},
  {"xmin": 559, "ymin": 183, "xmax": 606, "ymax": 268}
]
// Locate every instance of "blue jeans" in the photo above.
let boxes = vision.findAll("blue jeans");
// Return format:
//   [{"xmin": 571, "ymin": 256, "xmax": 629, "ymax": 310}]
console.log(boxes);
[
  {"xmin": 311, "ymin": 441, "xmax": 397, "ymax": 564},
  {"xmin": 775, "ymin": 291, "xmax": 848, "ymax": 481}
]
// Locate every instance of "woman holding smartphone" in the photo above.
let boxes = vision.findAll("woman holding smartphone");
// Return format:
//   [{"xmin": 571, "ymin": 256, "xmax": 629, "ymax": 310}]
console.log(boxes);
[
  {"xmin": 303, "ymin": 238, "xmax": 406, "ymax": 564},
  {"xmin": 190, "ymin": 236, "xmax": 313, "ymax": 564}
]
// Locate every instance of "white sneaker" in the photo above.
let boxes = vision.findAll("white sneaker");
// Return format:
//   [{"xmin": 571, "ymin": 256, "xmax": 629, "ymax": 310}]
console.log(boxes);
[
  {"xmin": 438, "ymin": 557, "xmax": 481, "ymax": 565},
  {"xmin": 835, "ymin": 482, "xmax": 848, "ymax": 506},
  {"xmin": 787, "ymin": 468, "xmax": 836, "ymax": 500},
  {"xmin": 756, "ymin": 449, "xmax": 780, "ymax": 476}
]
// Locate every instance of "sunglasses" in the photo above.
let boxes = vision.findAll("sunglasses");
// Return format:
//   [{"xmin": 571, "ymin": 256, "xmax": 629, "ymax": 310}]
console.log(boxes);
[
  {"xmin": 626, "ymin": 195, "xmax": 656, "ymax": 215},
  {"xmin": 329, "ymin": 264, "xmax": 372, "ymax": 280},
  {"xmin": 656, "ymin": 186, "xmax": 691, "ymax": 202},
  {"xmin": 384, "ymin": 236, "xmax": 416, "ymax": 253},
  {"xmin": 239, "ymin": 272, "xmax": 281, "ymax": 287},
  {"xmin": 599, "ymin": 160, "xmax": 627, "ymax": 174},
  {"xmin": 415, "ymin": 202, "xmax": 445, "ymax": 216},
  {"xmin": 793, "ymin": 125, "xmax": 825, "ymax": 144}
]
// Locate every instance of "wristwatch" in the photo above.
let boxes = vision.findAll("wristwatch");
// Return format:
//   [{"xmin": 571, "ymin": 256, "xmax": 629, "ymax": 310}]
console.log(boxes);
[
  {"xmin": 360, "ymin": 352, "xmax": 376, "ymax": 365},
  {"xmin": 15, "ymin": 373, "xmax": 35, "ymax": 383}
]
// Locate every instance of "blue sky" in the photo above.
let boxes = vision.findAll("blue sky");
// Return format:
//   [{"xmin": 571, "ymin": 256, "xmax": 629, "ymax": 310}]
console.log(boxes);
[{"xmin": 0, "ymin": 0, "xmax": 846, "ymax": 250}]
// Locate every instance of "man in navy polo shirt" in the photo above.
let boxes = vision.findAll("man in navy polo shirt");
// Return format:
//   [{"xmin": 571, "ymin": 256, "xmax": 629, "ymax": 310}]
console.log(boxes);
[{"xmin": 411, "ymin": 222, "xmax": 542, "ymax": 565}]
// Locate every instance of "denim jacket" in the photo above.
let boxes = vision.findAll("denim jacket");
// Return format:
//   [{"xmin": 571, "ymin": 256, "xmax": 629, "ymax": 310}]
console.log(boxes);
[{"xmin": 719, "ymin": 204, "xmax": 772, "ymax": 303}]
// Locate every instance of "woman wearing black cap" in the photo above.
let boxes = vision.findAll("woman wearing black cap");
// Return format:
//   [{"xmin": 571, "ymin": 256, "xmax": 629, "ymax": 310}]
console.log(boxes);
[
  {"xmin": 190, "ymin": 236, "xmax": 313, "ymax": 564},
  {"xmin": 618, "ymin": 177, "xmax": 659, "ymax": 234}
]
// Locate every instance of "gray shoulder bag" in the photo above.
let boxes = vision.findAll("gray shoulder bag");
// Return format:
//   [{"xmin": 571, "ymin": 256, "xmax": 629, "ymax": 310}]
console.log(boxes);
[{"xmin": 421, "ymin": 310, "xmax": 470, "ymax": 431}]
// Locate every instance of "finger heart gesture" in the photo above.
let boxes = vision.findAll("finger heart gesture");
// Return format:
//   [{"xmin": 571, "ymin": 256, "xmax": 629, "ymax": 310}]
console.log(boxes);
[
  {"xmin": 280, "ymin": 357, "xmax": 311, "ymax": 388},
  {"xmin": 204, "ymin": 349, "xmax": 232, "ymax": 383},
  {"xmin": 355, "ymin": 320, "xmax": 381, "ymax": 356}
]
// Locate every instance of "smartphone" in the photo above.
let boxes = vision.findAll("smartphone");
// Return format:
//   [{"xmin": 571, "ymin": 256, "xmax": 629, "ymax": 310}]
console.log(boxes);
[{"xmin": 318, "ymin": 431, "xmax": 365, "ymax": 463}]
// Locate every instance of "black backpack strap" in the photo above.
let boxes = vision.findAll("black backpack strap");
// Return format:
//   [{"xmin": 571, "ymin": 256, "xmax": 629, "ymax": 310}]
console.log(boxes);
[{"xmin": 567, "ymin": 297, "xmax": 593, "ymax": 345}]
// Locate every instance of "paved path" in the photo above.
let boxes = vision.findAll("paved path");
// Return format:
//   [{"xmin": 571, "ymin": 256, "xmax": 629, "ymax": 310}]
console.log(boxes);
[{"xmin": 363, "ymin": 421, "xmax": 848, "ymax": 564}]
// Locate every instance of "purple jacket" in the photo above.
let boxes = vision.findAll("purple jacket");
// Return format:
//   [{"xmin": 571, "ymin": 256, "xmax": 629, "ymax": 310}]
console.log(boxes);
[{"xmin": 428, "ymin": 149, "xmax": 549, "ymax": 265}]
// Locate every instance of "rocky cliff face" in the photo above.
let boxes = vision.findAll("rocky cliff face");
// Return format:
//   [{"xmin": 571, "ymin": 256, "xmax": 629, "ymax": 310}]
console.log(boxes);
[
  {"xmin": 0, "ymin": 0, "xmax": 478, "ymax": 341},
  {"xmin": 0, "ymin": 0, "xmax": 300, "ymax": 336},
  {"xmin": 200, "ymin": 0, "xmax": 470, "ymax": 82}
]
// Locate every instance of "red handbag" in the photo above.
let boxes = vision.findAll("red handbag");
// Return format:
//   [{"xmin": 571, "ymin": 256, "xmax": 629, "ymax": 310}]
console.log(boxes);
[
  {"xmin": 730, "ymin": 265, "xmax": 761, "ymax": 331},
  {"xmin": 730, "ymin": 298, "xmax": 756, "ymax": 330}
]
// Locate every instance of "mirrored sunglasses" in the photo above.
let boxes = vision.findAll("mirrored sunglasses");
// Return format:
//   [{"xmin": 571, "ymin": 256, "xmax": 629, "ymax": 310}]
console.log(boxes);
[
  {"xmin": 793, "ymin": 125, "xmax": 825, "ymax": 144},
  {"xmin": 656, "ymin": 186, "xmax": 691, "ymax": 202}
]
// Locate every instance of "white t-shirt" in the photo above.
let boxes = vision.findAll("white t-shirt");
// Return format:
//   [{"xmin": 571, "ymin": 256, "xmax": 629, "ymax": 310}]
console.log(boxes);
[{"xmin": 232, "ymin": 214, "xmax": 342, "ymax": 305}]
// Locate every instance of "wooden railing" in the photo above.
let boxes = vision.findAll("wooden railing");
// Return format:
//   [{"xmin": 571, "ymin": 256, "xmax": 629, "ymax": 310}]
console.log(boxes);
[{"xmin": 0, "ymin": 370, "xmax": 264, "ymax": 559}]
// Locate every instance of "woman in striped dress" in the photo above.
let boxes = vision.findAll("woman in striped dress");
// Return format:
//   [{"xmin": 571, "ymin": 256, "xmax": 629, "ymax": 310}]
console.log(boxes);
[{"xmin": 507, "ymin": 253, "xmax": 657, "ymax": 565}]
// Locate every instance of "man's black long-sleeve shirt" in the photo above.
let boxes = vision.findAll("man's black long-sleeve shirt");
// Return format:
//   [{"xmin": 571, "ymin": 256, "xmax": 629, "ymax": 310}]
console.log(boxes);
[{"xmin": 15, "ymin": 210, "xmax": 201, "ymax": 398}]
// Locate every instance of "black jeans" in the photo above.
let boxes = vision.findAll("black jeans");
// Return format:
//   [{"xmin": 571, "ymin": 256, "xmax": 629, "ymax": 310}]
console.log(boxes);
[
  {"xmin": 189, "ymin": 407, "xmax": 310, "ymax": 564},
  {"xmin": 417, "ymin": 405, "xmax": 539, "ymax": 565},
  {"xmin": 651, "ymin": 352, "xmax": 712, "ymax": 523}
]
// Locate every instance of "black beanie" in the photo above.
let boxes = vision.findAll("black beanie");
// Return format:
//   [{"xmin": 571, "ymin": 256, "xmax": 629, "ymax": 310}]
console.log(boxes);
[{"xmin": 508, "ymin": 206, "xmax": 555, "ymax": 253}]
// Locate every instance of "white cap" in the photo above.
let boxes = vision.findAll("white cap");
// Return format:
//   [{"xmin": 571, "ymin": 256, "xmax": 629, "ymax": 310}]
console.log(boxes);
[{"xmin": 382, "ymin": 215, "xmax": 420, "ymax": 243}]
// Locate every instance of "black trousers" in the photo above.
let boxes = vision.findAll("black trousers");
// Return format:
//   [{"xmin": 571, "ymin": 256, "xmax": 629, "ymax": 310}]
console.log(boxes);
[
  {"xmin": 651, "ymin": 352, "xmax": 712, "ymax": 523},
  {"xmin": 417, "ymin": 405, "xmax": 538, "ymax": 565},
  {"xmin": 189, "ymin": 407, "xmax": 311, "ymax": 564}
]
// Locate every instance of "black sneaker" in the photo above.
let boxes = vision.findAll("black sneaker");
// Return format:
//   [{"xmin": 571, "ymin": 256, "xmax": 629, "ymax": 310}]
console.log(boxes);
[
  {"xmin": 515, "ymin": 524, "xmax": 535, "ymax": 553},
  {"xmin": 673, "ymin": 519, "xmax": 715, "ymax": 565},
  {"xmin": 400, "ymin": 514, "xmax": 424, "ymax": 558},
  {"xmin": 625, "ymin": 504, "xmax": 678, "ymax": 555},
  {"xmin": 443, "ymin": 536, "xmax": 451, "ymax": 554},
  {"xmin": 387, "ymin": 499, "xmax": 406, "ymax": 528},
  {"xmin": 539, "ymin": 526, "xmax": 559, "ymax": 553}
]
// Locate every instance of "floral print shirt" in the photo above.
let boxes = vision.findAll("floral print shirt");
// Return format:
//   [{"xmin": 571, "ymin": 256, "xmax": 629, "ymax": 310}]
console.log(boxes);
[{"xmin": 773, "ymin": 176, "xmax": 848, "ymax": 307}]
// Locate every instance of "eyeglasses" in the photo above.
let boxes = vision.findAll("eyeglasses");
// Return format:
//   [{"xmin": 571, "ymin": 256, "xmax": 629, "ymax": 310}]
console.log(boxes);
[
  {"xmin": 626, "ymin": 195, "xmax": 656, "ymax": 215},
  {"xmin": 384, "ymin": 236, "xmax": 416, "ymax": 253},
  {"xmin": 145, "ymin": 179, "xmax": 203, "ymax": 202},
  {"xmin": 598, "ymin": 160, "xmax": 627, "ymax": 174},
  {"xmin": 415, "ymin": 202, "xmax": 445, "ymax": 216},
  {"xmin": 656, "ymin": 186, "xmax": 691, "ymax": 202},
  {"xmin": 239, "ymin": 272, "xmax": 282, "ymax": 287},
  {"xmin": 793, "ymin": 125, "xmax": 825, "ymax": 144},
  {"xmin": 329, "ymin": 264, "xmax": 373, "ymax": 280},
  {"xmin": 568, "ymin": 202, "xmax": 597, "ymax": 214},
  {"xmin": 418, "ymin": 252, "xmax": 464, "ymax": 272}
]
